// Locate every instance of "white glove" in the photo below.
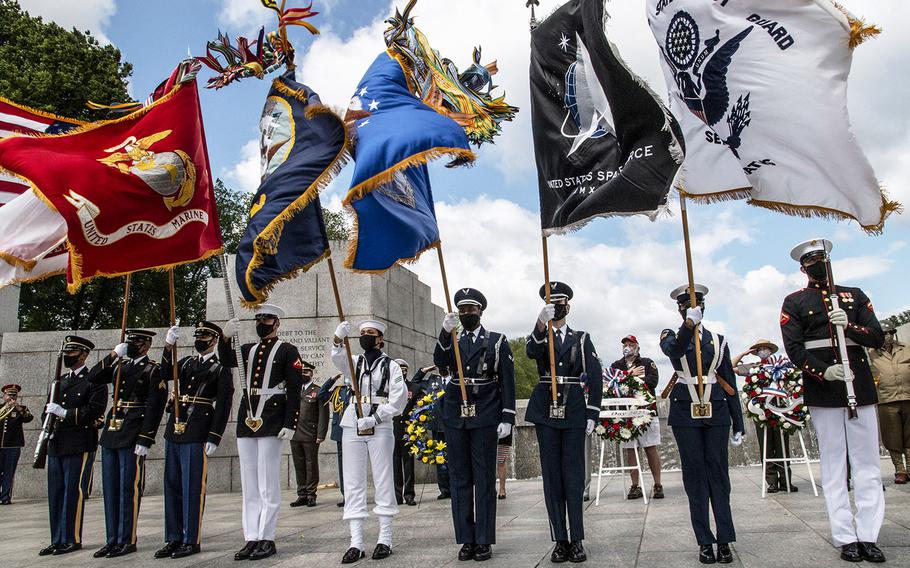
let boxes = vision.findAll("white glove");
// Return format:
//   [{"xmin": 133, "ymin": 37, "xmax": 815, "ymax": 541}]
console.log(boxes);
[
  {"xmin": 497, "ymin": 422, "xmax": 512, "ymax": 439},
  {"xmin": 113, "ymin": 342, "xmax": 128, "ymax": 358},
  {"xmin": 686, "ymin": 306, "xmax": 703, "ymax": 326},
  {"xmin": 357, "ymin": 416, "xmax": 377, "ymax": 431},
  {"xmin": 730, "ymin": 431, "xmax": 744, "ymax": 447},
  {"xmin": 538, "ymin": 304, "xmax": 555, "ymax": 324},
  {"xmin": 442, "ymin": 312, "xmax": 458, "ymax": 333},
  {"xmin": 165, "ymin": 325, "xmax": 180, "ymax": 346},
  {"xmin": 45, "ymin": 402, "xmax": 66, "ymax": 418},
  {"xmin": 277, "ymin": 427, "xmax": 295, "ymax": 440},
  {"xmin": 134, "ymin": 444, "xmax": 149, "ymax": 457},
  {"xmin": 585, "ymin": 419, "xmax": 595, "ymax": 436},
  {"xmin": 222, "ymin": 317, "xmax": 239, "ymax": 338},
  {"xmin": 824, "ymin": 364, "xmax": 846, "ymax": 382},
  {"xmin": 828, "ymin": 308, "xmax": 848, "ymax": 328},
  {"xmin": 335, "ymin": 321, "xmax": 352, "ymax": 340},
  {"xmin": 205, "ymin": 442, "xmax": 218, "ymax": 456}
]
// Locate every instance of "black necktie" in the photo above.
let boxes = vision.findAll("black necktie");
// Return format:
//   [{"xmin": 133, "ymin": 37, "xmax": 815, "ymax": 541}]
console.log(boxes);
[{"xmin": 555, "ymin": 329, "xmax": 563, "ymax": 351}]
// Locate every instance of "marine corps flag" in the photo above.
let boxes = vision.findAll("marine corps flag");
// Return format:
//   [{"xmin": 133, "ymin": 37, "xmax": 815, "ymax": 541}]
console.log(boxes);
[
  {"xmin": 647, "ymin": 0, "xmax": 898, "ymax": 233},
  {"xmin": 234, "ymin": 73, "xmax": 347, "ymax": 306},
  {"xmin": 530, "ymin": 0, "xmax": 684, "ymax": 235},
  {"xmin": 0, "ymin": 77, "xmax": 222, "ymax": 291}
]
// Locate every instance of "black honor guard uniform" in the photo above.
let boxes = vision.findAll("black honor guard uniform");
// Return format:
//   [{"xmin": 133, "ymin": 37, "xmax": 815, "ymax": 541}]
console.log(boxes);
[
  {"xmin": 525, "ymin": 282, "xmax": 601, "ymax": 563},
  {"xmin": 780, "ymin": 239, "xmax": 885, "ymax": 563},
  {"xmin": 40, "ymin": 336, "xmax": 107, "ymax": 556},
  {"xmin": 155, "ymin": 321, "xmax": 233, "ymax": 560},
  {"xmin": 433, "ymin": 288, "xmax": 516, "ymax": 562},
  {"xmin": 0, "ymin": 384, "xmax": 33, "ymax": 504},
  {"xmin": 87, "ymin": 329, "xmax": 166, "ymax": 557},
  {"xmin": 660, "ymin": 285, "xmax": 743, "ymax": 565}
]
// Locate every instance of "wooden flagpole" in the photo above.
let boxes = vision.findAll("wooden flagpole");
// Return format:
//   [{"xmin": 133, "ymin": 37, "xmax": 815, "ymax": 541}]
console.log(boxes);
[
  {"xmin": 108, "ymin": 274, "xmax": 131, "ymax": 431},
  {"xmin": 678, "ymin": 194, "xmax": 705, "ymax": 400},
  {"xmin": 167, "ymin": 269, "xmax": 184, "ymax": 433},
  {"xmin": 541, "ymin": 235, "xmax": 560, "ymax": 406},
  {"xmin": 434, "ymin": 242, "xmax": 469, "ymax": 409}
]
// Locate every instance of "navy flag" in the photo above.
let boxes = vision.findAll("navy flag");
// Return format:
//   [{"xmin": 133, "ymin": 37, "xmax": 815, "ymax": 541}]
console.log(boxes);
[
  {"xmin": 235, "ymin": 73, "xmax": 348, "ymax": 305},
  {"xmin": 530, "ymin": 0, "xmax": 684, "ymax": 235}
]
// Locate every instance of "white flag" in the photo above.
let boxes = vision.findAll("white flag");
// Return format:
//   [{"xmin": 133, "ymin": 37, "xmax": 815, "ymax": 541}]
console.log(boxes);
[
  {"xmin": 647, "ymin": 0, "xmax": 898, "ymax": 233},
  {"xmin": 0, "ymin": 191, "xmax": 67, "ymax": 287}
]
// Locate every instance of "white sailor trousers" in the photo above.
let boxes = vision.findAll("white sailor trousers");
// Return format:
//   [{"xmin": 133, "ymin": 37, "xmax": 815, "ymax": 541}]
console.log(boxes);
[
  {"xmin": 810, "ymin": 405, "xmax": 885, "ymax": 546},
  {"xmin": 342, "ymin": 425, "xmax": 399, "ymax": 521},
  {"xmin": 238, "ymin": 436, "xmax": 284, "ymax": 541}
]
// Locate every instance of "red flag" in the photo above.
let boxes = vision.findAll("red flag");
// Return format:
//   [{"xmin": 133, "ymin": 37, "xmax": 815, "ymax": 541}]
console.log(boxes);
[{"xmin": 0, "ymin": 80, "xmax": 222, "ymax": 291}]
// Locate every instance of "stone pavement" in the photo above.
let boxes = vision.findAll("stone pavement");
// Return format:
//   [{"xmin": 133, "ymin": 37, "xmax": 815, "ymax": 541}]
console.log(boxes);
[{"xmin": 4, "ymin": 461, "xmax": 910, "ymax": 568}]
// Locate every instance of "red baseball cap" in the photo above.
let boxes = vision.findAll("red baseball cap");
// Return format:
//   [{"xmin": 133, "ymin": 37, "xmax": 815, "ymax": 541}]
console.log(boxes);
[{"xmin": 621, "ymin": 335, "xmax": 638, "ymax": 345}]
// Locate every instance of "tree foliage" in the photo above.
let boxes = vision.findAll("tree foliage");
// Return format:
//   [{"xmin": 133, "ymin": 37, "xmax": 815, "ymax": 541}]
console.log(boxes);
[{"xmin": 509, "ymin": 337, "xmax": 539, "ymax": 399}]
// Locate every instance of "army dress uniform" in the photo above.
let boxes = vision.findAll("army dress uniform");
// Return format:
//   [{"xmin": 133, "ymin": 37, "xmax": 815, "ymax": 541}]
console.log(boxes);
[
  {"xmin": 0, "ymin": 384, "xmax": 33, "ymax": 504},
  {"xmin": 433, "ymin": 288, "xmax": 516, "ymax": 559},
  {"xmin": 660, "ymin": 285, "xmax": 743, "ymax": 562},
  {"xmin": 87, "ymin": 329, "xmax": 166, "ymax": 556},
  {"xmin": 43, "ymin": 336, "xmax": 108, "ymax": 555},
  {"xmin": 525, "ymin": 282, "xmax": 602, "ymax": 560},
  {"xmin": 780, "ymin": 239, "xmax": 885, "ymax": 561},
  {"xmin": 290, "ymin": 362, "xmax": 329, "ymax": 506},
  {"xmin": 157, "ymin": 322, "xmax": 234, "ymax": 557}
]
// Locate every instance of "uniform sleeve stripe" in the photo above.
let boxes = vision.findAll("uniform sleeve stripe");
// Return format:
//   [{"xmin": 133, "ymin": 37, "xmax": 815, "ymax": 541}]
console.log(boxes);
[
  {"xmin": 587, "ymin": 405, "xmax": 600, "ymax": 412},
  {"xmin": 502, "ymin": 409, "xmax": 516, "ymax": 415}
]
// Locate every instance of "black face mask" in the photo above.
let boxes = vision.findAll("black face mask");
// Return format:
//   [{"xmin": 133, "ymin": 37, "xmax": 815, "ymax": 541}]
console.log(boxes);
[
  {"xmin": 194, "ymin": 339, "xmax": 213, "ymax": 354},
  {"xmin": 256, "ymin": 322, "xmax": 275, "ymax": 339},
  {"xmin": 359, "ymin": 335, "xmax": 379, "ymax": 351},
  {"xmin": 63, "ymin": 354, "xmax": 80, "ymax": 368},
  {"xmin": 553, "ymin": 304, "xmax": 569, "ymax": 321},
  {"xmin": 126, "ymin": 342, "xmax": 143, "ymax": 358},
  {"xmin": 804, "ymin": 262, "xmax": 829, "ymax": 282},
  {"xmin": 459, "ymin": 313, "xmax": 481, "ymax": 331}
]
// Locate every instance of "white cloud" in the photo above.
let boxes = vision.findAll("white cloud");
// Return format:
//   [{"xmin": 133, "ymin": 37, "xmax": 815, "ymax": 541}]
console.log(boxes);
[
  {"xmin": 17, "ymin": 0, "xmax": 116, "ymax": 44},
  {"xmin": 216, "ymin": 0, "xmax": 274, "ymax": 35},
  {"xmin": 228, "ymin": 139, "xmax": 261, "ymax": 194}
]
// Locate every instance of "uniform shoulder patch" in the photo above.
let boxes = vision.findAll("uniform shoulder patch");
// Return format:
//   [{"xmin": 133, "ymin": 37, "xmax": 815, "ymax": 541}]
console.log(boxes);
[
  {"xmin": 293, "ymin": 358, "xmax": 303, "ymax": 370},
  {"xmin": 866, "ymin": 301, "xmax": 874, "ymax": 312},
  {"xmin": 650, "ymin": 361, "xmax": 657, "ymax": 369},
  {"xmin": 780, "ymin": 312, "xmax": 791, "ymax": 326}
]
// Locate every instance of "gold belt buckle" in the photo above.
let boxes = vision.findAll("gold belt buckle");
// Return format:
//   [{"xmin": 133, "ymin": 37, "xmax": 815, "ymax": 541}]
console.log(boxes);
[
  {"xmin": 460, "ymin": 402, "xmax": 476, "ymax": 418},
  {"xmin": 691, "ymin": 402, "xmax": 712, "ymax": 419},
  {"xmin": 108, "ymin": 417, "xmax": 124, "ymax": 431},
  {"xmin": 549, "ymin": 402, "xmax": 566, "ymax": 419},
  {"xmin": 173, "ymin": 421, "xmax": 186, "ymax": 435}
]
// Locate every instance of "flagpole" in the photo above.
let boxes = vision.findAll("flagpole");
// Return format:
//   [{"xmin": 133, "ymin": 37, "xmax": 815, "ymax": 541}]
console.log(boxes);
[
  {"xmin": 218, "ymin": 254, "xmax": 257, "ymax": 428},
  {"xmin": 167, "ymin": 269, "xmax": 184, "ymax": 433},
  {"xmin": 326, "ymin": 253, "xmax": 371, "ymax": 435},
  {"xmin": 434, "ymin": 242, "xmax": 469, "ymax": 410},
  {"xmin": 678, "ymin": 194, "xmax": 705, "ymax": 400},
  {"xmin": 541, "ymin": 235, "xmax": 560, "ymax": 407},
  {"xmin": 108, "ymin": 274, "xmax": 131, "ymax": 431}
]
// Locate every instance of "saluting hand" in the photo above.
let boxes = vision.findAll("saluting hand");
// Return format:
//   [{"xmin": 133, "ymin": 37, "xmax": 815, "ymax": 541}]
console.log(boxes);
[{"xmin": 631, "ymin": 366, "xmax": 645, "ymax": 377}]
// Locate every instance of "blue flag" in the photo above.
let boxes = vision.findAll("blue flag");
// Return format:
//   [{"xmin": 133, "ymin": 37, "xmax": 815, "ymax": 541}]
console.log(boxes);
[
  {"xmin": 235, "ymin": 73, "xmax": 348, "ymax": 305},
  {"xmin": 342, "ymin": 52, "xmax": 474, "ymax": 272}
]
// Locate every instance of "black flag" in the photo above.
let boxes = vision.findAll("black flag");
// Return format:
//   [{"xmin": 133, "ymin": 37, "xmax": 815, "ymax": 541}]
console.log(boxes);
[{"xmin": 530, "ymin": 0, "xmax": 684, "ymax": 234}]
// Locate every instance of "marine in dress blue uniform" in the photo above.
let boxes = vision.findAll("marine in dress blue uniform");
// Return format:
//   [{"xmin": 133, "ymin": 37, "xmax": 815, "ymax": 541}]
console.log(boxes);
[
  {"xmin": 39, "ymin": 336, "xmax": 107, "ymax": 556},
  {"xmin": 154, "ymin": 321, "xmax": 234, "ymax": 560},
  {"xmin": 660, "ymin": 285, "xmax": 744, "ymax": 565},
  {"xmin": 433, "ymin": 288, "xmax": 516, "ymax": 562},
  {"xmin": 525, "ymin": 282, "xmax": 602, "ymax": 563},
  {"xmin": 87, "ymin": 329, "xmax": 166, "ymax": 558},
  {"xmin": 0, "ymin": 384, "xmax": 33, "ymax": 505}
]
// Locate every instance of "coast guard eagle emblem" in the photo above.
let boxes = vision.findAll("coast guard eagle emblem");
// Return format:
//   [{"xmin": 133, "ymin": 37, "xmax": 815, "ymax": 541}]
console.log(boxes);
[{"xmin": 661, "ymin": 11, "xmax": 753, "ymax": 157}]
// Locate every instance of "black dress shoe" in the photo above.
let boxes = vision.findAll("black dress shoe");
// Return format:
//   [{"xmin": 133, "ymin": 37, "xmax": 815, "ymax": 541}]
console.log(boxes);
[
  {"xmin": 108, "ymin": 543, "xmax": 137, "ymax": 558},
  {"xmin": 473, "ymin": 544, "xmax": 492, "ymax": 562},
  {"xmin": 458, "ymin": 543, "xmax": 475, "ymax": 561},
  {"xmin": 290, "ymin": 497, "xmax": 308, "ymax": 507},
  {"xmin": 497, "ymin": 493, "xmax": 506, "ymax": 500},
  {"xmin": 307, "ymin": 496, "xmax": 317, "ymax": 507},
  {"xmin": 38, "ymin": 544, "xmax": 58, "ymax": 556},
  {"xmin": 249, "ymin": 540, "xmax": 276, "ymax": 560},
  {"xmin": 171, "ymin": 544, "xmax": 201, "ymax": 558},
  {"xmin": 859, "ymin": 542, "xmax": 886, "ymax": 563},
  {"xmin": 699, "ymin": 544, "xmax": 717, "ymax": 564},
  {"xmin": 437, "ymin": 492, "xmax": 451, "ymax": 500},
  {"xmin": 840, "ymin": 543, "xmax": 863, "ymax": 562},
  {"xmin": 337, "ymin": 500, "xmax": 345, "ymax": 507},
  {"xmin": 341, "ymin": 547, "xmax": 365, "ymax": 564},
  {"xmin": 766, "ymin": 484, "xmax": 780, "ymax": 494},
  {"xmin": 405, "ymin": 496, "xmax": 416, "ymax": 506},
  {"xmin": 53, "ymin": 543, "xmax": 81, "ymax": 555},
  {"xmin": 716, "ymin": 543, "xmax": 733, "ymax": 564},
  {"xmin": 551, "ymin": 541, "xmax": 569, "ymax": 563},
  {"xmin": 653, "ymin": 484, "xmax": 665, "ymax": 499},
  {"xmin": 94, "ymin": 543, "xmax": 115, "ymax": 558},
  {"xmin": 235, "ymin": 540, "xmax": 259, "ymax": 560},
  {"xmin": 154, "ymin": 541, "xmax": 180, "ymax": 559},
  {"xmin": 372, "ymin": 543, "xmax": 392, "ymax": 560},
  {"xmin": 779, "ymin": 481, "xmax": 798, "ymax": 492},
  {"xmin": 568, "ymin": 541, "xmax": 587, "ymax": 563}
]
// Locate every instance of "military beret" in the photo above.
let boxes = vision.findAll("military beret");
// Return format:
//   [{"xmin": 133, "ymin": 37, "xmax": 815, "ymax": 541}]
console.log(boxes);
[
  {"xmin": 539, "ymin": 281, "xmax": 573, "ymax": 301},
  {"xmin": 670, "ymin": 283, "xmax": 709, "ymax": 303},
  {"xmin": 789, "ymin": 238, "xmax": 832, "ymax": 263},
  {"xmin": 194, "ymin": 321, "xmax": 223, "ymax": 337},
  {"xmin": 62, "ymin": 335, "xmax": 94, "ymax": 351},
  {"xmin": 454, "ymin": 287, "xmax": 487, "ymax": 310}
]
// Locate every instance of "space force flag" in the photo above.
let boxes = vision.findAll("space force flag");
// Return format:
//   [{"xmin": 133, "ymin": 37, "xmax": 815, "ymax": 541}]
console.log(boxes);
[
  {"xmin": 0, "ymin": 78, "xmax": 222, "ymax": 291},
  {"xmin": 531, "ymin": 0, "xmax": 684, "ymax": 235},
  {"xmin": 648, "ymin": 0, "xmax": 899, "ymax": 233},
  {"xmin": 234, "ymin": 73, "xmax": 347, "ymax": 306}
]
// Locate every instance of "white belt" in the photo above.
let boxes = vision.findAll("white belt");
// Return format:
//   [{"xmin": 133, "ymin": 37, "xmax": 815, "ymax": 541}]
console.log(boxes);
[
  {"xmin": 248, "ymin": 387, "xmax": 286, "ymax": 396},
  {"xmin": 676, "ymin": 373, "xmax": 717, "ymax": 386},
  {"xmin": 355, "ymin": 396, "xmax": 389, "ymax": 405},
  {"xmin": 805, "ymin": 338, "xmax": 857, "ymax": 349}
]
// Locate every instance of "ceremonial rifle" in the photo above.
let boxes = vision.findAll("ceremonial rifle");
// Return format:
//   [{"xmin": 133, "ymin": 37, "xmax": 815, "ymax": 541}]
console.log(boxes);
[
  {"xmin": 824, "ymin": 258, "xmax": 859, "ymax": 420},
  {"xmin": 33, "ymin": 350, "xmax": 63, "ymax": 469}
]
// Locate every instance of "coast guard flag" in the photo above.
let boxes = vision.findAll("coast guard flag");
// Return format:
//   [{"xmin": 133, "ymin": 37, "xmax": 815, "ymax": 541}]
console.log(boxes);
[
  {"xmin": 648, "ymin": 0, "xmax": 898, "ymax": 233},
  {"xmin": 235, "ymin": 73, "xmax": 346, "ymax": 306},
  {"xmin": 343, "ymin": 52, "xmax": 473, "ymax": 272},
  {"xmin": 531, "ymin": 0, "xmax": 684, "ymax": 235}
]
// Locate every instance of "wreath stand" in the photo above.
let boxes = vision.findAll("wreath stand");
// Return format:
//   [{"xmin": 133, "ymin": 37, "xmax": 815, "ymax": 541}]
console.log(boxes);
[
  {"xmin": 760, "ymin": 425, "xmax": 818, "ymax": 498},
  {"xmin": 594, "ymin": 401, "xmax": 649, "ymax": 506}
]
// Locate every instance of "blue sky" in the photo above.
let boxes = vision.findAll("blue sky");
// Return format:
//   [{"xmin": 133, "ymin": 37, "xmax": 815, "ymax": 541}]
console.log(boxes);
[{"xmin": 16, "ymin": 0, "xmax": 909, "ymax": 375}]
